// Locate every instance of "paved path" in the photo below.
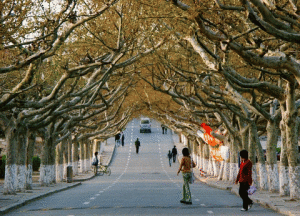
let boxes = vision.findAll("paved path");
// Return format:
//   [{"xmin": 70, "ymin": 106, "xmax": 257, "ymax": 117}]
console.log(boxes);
[{"xmin": 3, "ymin": 119, "xmax": 283, "ymax": 215}]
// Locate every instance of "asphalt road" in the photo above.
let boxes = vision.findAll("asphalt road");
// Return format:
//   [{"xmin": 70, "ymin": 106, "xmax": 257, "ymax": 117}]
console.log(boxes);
[{"xmin": 6, "ymin": 119, "xmax": 282, "ymax": 216}]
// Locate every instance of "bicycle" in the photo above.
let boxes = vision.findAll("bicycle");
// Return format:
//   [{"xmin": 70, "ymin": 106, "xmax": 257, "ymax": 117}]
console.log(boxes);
[{"xmin": 97, "ymin": 164, "xmax": 111, "ymax": 176}]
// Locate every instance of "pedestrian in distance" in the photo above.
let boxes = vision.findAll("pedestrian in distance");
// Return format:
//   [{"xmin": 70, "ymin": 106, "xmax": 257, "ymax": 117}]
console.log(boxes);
[
  {"xmin": 135, "ymin": 138, "xmax": 140, "ymax": 154},
  {"xmin": 172, "ymin": 145, "xmax": 178, "ymax": 163},
  {"xmin": 115, "ymin": 133, "xmax": 121, "ymax": 147},
  {"xmin": 121, "ymin": 132, "xmax": 125, "ymax": 146},
  {"xmin": 167, "ymin": 150, "xmax": 173, "ymax": 167},
  {"xmin": 177, "ymin": 148, "xmax": 196, "ymax": 205},
  {"xmin": 92, "ymin": 152, "xmax": 99, "ymax": 175},
  {"xmin": 164, "ymin": 126, "xmax": 167, "ymax": 134},
  {"xmin": 161, "ymin": 124, "xmax": 165, "ymax": 134},
  {"xmin": 235, "ymin": 150, "xmax": 254, "ymax": 211}
]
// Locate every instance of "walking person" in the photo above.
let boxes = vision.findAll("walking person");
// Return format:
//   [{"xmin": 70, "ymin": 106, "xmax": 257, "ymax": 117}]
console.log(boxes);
[
  {"xmin": 177, "ymin": 148, "xmax": 196, "ymax": 205},
  {"xmin": 161, "ymin": 124, "xmax": 165, "ymax": 134},
  {"xmin": 135, "ymin": 138, "xmax": 140, "ymax": 154},
  {"xmin": 172, "ymin": 145, "xmax": 178, "ymax": 163},
  {"xmin": 235, "ymin": 150, "xmax": 254, "ymax": 211},
  {"xmin": 167, "ymin": 150, "xmax": 173, "ymax": 167},
  {"xmin": 92, "ymin": 152, "xmax": 99, "ymax": 175},
  {"xmin": 115, "ymin": 133, "xmax": 121, "ymax": 147},
  {"xmin": 121, "ymin": 132, "xmax": 125, "ymax": 146}
]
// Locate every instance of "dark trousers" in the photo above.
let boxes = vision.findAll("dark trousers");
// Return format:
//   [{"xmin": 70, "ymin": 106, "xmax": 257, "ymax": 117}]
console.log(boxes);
[
  {"xmin": 172, "ymin": 154, "xmax": 176, "ymax": 162},
  {"xmin": 168, "ymin": 158, "xmax": 172, "ymax": 166},
  {"xmin": 136, "ymin": 147, "xmax": 139, "ymax": 153},
  {"xmin": 239, "ymin": 182, "xmax": 253, "ymax": 210}
]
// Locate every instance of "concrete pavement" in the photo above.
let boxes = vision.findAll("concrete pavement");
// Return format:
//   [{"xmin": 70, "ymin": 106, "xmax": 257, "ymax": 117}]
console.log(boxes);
[
  {"xmin": 171, "ymin": 132, "xmax": 300, "ymax": 216},
  {"xmin": 0, "ymin": 138, "xmax": 116, "ymax": 215}
]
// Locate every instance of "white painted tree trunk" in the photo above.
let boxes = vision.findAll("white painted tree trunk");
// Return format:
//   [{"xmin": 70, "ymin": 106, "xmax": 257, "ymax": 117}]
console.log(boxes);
[
  {"xmin": 25, "ymin": 165, "xmax": 33, "ymax": 190},
  {"xmin": 208, "ymin": 158, "xmax": 214, "ymax": 176},
  {"xmin": 288, "ymin": 166, "xmax": 300, "ymax": 199},
  {"xmin": 56, "ymin": 164, "xmax": 64, "ymax": 182},
  {"xmin": 229, "ymin": 163, "xmax": 238, "ymax": 182},
  {"xmin": 40, "ymin": 165, "xmax": 53, "ymax": 186},
  {"xmin": 72, "ymin": 161, "xmax": 78, "ymax": 176},
  {"xmin": 80, "ymin": 159, "xmax": 85, "ymax": 173},
  {"xmin": 17, "ymin": 165, "xmax": 26, "ymax": 192},
  {"xmin": 252, "ymin": 164, "xmax": 259, "ymax": 187},
  {"xmin": 218, "ymin": 161, "xmax": 224, "ymax": 180},
  {"xmin": 63, "ymin": 163, "xmax": 68, "ymax": 179},
  {"xmin": 203, "ymin": 158, "xmax": 208, "ymax": 173},
  {"xmin": 222, "ymin": 161, "xmax": 230, "ymax": 181},
  {"xmin": 279, "ymin": 165, "xmax": 289, "ymax": 196},
  {"xmin": 212, "ymin": 160, "xmax": 219, "ymax": 177},
  {"xmin": 258, "ymin": 163, "xmax": 268, "ymax": 190},
  {"xmin": 267, "ymin": 164, "xmax": 279, "ymax": 192},
  {"xmin": 50, "ymin": 165, "xmax": 56, "ymax": 183},
  {"xmin": 4, "ymin": 164, "xmax": 17, "ymax": 194}
]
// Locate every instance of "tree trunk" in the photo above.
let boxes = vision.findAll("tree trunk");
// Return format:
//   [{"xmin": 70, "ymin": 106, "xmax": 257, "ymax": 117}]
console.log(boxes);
[
  {"xmin": 266, "ymin": 115, "xmax": 280, "ymax": 192},
  {"xmin": 72, "ymin": 138, "xmax": 79, "ymax": 176},
  {"xmin": 62, "ymin": 139, "xmax": 68, "ymax": 179},
  {"xmin": 4, "ymin": 121, "xmax": 18, "ymax": 194},
  {"xmin": 229, "ymin": 137, "xmax": 238, "ymax": 182},
  {"xmin": 25, "ymin": 131, "xmax": 36, "ymax": 190},
  {"xmin": 56, "ymin": 142, "xmax": 64, "ymax": 182},
  {"xmin": 67, "ymin": 135, "xmax": 72, "ymax": 166},
  {"xmin": 279, "ymin": 119, "xmax": 289, "ymax": 196},
  {"xmin": 40, "ymin": 127, "xmax": 56, "ymax": 186},
  {"xmin": 282, "ymin": 81, "xmax": 300, "ymax": 199},
  {"xmin": 16, "ymin": 125, "xmax": 28, "ymax": 192},
  {"xmin": 80, "ymin": 140, "xmax": 85, "ymax": 173},
  {"xmin": 40, "ymin": 138, "xmax": 55, "ymax": 186},
  {"xmin": 84, "ymin": 141, "xmax": 89, "ymax": 172}
]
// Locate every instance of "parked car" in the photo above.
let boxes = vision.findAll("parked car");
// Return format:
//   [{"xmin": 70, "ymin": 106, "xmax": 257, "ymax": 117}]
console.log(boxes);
[{"xmin": 140, "ymin": 118, "xmax": 151, "ymax": 133}]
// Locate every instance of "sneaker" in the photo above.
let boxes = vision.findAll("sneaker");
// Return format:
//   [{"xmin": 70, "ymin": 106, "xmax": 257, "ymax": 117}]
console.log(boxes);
[
  {"xmin": 185, "ymin": 201, "xmax": 192, "ymax": 205},
  {"xmin": 180, "ymin": 200, "xmax": 186, "ymax": 203},
  {"xmin": 240, "ymin": 208, "xmax": 248, "ymax": 211},
  {"xmin": 248, "ymin": 203, "xmax": 253, "ymax": 210}
]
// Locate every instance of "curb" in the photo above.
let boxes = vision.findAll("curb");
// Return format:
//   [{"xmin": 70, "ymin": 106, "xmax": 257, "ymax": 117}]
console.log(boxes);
[{"xmin": 0, "ymin": 182, "xmax": 81, "ymax": 215}]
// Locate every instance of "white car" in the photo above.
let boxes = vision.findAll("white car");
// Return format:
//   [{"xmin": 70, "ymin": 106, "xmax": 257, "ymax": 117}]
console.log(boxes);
[{"xmin": 140, "ymin": 118, "xmax": 151, "ymax": 133}]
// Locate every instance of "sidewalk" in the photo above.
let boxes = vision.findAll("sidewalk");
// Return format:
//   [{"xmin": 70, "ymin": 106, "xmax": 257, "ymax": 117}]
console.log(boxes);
[
  {"xmin": 171, "ymin": 132, "xmax": 300, "ymax": 216},
  {"xmin": 0, "ymin": 139, "xmax": 116, "ymax": 215}
]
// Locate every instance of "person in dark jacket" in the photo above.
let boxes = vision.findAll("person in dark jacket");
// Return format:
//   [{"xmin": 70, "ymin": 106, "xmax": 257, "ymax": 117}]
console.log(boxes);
[
  {"xmin": 167, "ymin": 150, "xmax": 173, "ymax": 167},
  {"xmin": 172, "ymin": 145, "xmax": 178, "ymax": 163},
  {"xmin": 121, "ymin": 132, "xmax": 125, "ymax": 146},
  {"xmin": 135, "ymin": 138, "xmax": 140, "ymax": 154},
  {"xmin": 235, "ymin": 150, "xmax": 253, "ymax": 211}
]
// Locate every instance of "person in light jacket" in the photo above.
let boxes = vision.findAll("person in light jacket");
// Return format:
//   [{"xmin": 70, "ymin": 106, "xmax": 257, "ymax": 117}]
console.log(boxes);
[{"xmin": 235, "ymin": 150, "xmax": 254, "ymax": 211}]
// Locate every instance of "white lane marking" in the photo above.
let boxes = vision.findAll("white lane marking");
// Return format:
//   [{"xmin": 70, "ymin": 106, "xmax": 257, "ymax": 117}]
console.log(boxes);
[
  {"xmin": 90, "ymin": 197, "xmax": 95, "ymax": 200},
  {"xmin": 201, "ymin": 204, "xmax": 206, "ymax": 206},
  {"xmin": 207, "ymin": 211, "xmax": 213, "ymax": 214},
  {"xmin": 99, "ymin": 191, "xmax": 104, "ymax": 193},
  {"xmin": 95, "ymin": 194, "xmax": 100, "ymax": 196},
  {"xmin": 195, "ymin": 199, "xmax": 200, "ymax": 201},
  {"xmin": 83, "ymin": 202, "xmax": 90, "ymax": 205}
]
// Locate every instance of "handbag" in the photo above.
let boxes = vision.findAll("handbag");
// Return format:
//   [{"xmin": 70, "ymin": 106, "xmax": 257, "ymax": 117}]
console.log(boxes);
[
  {"xmin": 247, "ymin": 185, "xmax": 257, "ymax": 195},
  {"xmin": 189, "ymin": 157, "xmax": 195, "ymax": 184}
]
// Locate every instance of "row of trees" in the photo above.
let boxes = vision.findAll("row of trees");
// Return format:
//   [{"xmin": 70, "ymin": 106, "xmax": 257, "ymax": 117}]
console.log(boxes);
[
  {"xmin": 1, "ymin": 0, "xmax": 300, "ymax": 200},
  {"xmin": 135, "ymin": 0, "xmax": 300, "ymax": 199},
  {"xmin": 0, "ymin": 0, "xmax": 164, "ymax": 194}
]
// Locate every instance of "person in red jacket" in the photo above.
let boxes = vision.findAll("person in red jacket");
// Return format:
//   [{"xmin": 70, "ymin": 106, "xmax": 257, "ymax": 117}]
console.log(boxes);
[{"xmin": 235, "ymin": 150, "xmax": 253, "ymax": 211}]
